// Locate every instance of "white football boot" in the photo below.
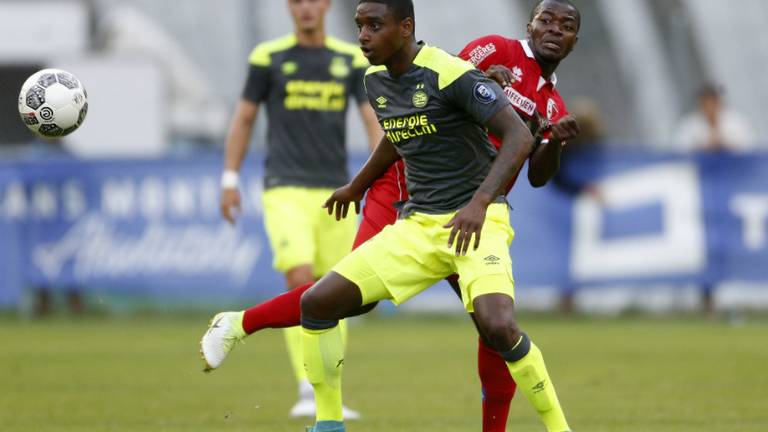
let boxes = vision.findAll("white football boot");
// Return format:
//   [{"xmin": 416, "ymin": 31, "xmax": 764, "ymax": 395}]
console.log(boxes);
[{"xmin": 200, "ymin": 311, "xmax": 246, "ymax": 372}]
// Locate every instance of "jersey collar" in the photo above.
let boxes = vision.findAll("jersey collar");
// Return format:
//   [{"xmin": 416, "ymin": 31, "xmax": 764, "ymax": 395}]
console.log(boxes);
[{"xmin": 520, "ymin": 39, "xmax": 558, "ymax": 91}]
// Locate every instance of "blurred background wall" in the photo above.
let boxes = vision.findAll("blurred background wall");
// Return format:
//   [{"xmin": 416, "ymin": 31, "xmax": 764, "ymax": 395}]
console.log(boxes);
[
  {"xmin": 1, "ymin": 0, "xmax": 767, "ymax": 316},
  {"xmin": 2, "ymin": 0, "xmax": 768, "ymax": 153}
]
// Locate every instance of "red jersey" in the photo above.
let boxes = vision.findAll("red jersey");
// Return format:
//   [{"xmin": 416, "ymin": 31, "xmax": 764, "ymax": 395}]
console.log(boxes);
[{"xmin": 459, "ymin": 35, "xmax": 569, "ymax": 191}]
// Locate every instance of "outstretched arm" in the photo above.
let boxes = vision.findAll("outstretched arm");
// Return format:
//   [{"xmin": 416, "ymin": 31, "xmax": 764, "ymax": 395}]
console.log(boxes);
[
  {"xmin": 324, "ymin": 135, "xmax": 400, "ymax": 220},
  {"xmin": 445, "ymin": 105, "xmax": 534, "ymax": 255}
]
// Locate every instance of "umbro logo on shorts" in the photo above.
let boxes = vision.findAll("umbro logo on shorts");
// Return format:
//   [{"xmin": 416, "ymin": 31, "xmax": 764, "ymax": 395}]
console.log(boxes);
[{"xmin": 484, "ymin": 255, "xmax": 501, "ymax": 265}]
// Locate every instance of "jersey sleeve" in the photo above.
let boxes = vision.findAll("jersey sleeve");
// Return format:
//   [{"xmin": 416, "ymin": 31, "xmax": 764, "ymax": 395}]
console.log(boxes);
[
  {"xmin": 458, "ymin": 35, "xmax": 510, "ymax": 70},
  {"xmin": 241, "ymin": 44, "xmax": 273, "ymax": 103},
  {"xmin": 444, "ymin": 69, "xmax": 510, "ymax": 125},
  {"xmin": 242, "ymin": 65, "xmax": 271, "ymax": 103}
]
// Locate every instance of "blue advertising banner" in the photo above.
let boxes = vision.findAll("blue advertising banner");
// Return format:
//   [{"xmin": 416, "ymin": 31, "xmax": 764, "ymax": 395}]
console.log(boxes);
[
  {"xmin": 0, "ymin": 156, "xmax": 282, "ymax": 308},
  {"xmin": 1, "ymin": 152, "xmax": 767, "ymax": 309}
]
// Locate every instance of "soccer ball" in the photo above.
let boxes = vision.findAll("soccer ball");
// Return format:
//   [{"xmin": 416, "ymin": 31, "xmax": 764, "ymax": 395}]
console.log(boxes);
[{"xmin": 18, "ymin": 68, "xmax": 88, "ymax": 138}]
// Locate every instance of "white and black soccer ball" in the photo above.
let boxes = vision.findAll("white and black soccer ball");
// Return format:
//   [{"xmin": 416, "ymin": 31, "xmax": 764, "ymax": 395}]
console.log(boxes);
[{"xmin": 18, "ymin": 68, "xmax": 88, "ymax": 138}]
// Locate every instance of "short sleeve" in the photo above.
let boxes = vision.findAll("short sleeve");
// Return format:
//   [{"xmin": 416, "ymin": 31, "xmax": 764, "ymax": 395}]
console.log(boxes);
[
  {"xmin": 444, "ymin": 69, "xmax": 510, "ymax": 125},
  {"xmin": 350, "ymin": 65, "xmax": 367, "ymax": 104},
  {"xmin": 241, "ymin": 64, "xmax": 271, "ymax": 103},
  {"xmin": 458, "ymin": 35, "xmax": 510, "ymax": 70}
]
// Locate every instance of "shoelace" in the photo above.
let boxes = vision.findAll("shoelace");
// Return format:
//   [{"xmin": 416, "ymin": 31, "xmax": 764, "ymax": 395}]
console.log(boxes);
[{"xmin": 223, "ymin": 332, "xmax": 245, "ymax": 352}]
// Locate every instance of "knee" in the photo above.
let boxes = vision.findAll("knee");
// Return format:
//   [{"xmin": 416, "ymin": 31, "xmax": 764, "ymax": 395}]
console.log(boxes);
[
  {"xmin": 300, "ymin": 287, "xmax": 323, "ymax": 319},
  {"xmin": 477, "ymin": 315, "xmax": 522, "ymax": 352},
  {"xmin": 300, "ymin": 288, "xmax": 341, "ymax": 331}
]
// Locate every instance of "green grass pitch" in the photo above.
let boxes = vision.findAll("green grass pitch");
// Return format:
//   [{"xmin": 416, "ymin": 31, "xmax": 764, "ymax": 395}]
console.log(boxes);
[{"xmin": 1, "ymin": 314, "xmax": 766, "ymax": 431}]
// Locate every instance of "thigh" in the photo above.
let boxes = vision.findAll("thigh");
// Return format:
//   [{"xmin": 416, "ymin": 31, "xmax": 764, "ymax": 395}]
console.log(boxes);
[
  {"xmin": 314, "ymin": 191, "xmax": 357, "ymax": 276},
  {"xmin": 334, "ymin": 217, "xmax": 449, "ymax": 306},
  {"xmin": 262, "ymin": 187, "xmax": 316, "ymax": 272},
  {"xmin": 451, "ymin": 204, "xmax": 516, "ymax": 312},
  {"xmin": 301, "ymin": 272, "xmax": 365, "ymax": 321}
]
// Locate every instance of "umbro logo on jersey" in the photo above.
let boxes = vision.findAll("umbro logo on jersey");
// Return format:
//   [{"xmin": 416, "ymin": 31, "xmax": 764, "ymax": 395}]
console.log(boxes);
[
  {"xmin": 484, "ymin": 255, "xmax": 501, "ymax": 265},
  {"xmin": 376, "ymin": 96, "xmax": 388, "ymax": 109}
]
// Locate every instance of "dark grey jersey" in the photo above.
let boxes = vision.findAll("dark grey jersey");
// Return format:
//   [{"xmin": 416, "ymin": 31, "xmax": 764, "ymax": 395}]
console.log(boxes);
[
  {"xmin": 364, "ymin": 45, "xmax": 510, "ymax": 216},
  {"xmin": 243, "ymin": 35, "xmax": 368, "ymax": 189}
]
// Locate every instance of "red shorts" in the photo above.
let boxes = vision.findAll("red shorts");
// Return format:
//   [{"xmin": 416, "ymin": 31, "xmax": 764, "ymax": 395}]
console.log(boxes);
[{"xmin": 352, "ymin": 160, "xmax": 407, "ymax": 250}]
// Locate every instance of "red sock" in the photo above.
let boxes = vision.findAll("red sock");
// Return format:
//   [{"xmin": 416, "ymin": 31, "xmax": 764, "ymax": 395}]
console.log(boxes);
[
  {"xmin": 241, "ymin": 282, "xmax": 313, "ymax": 334},
  {"xmin": 478, "ymin": 338, "xmax": 517, "ymax": 432}
]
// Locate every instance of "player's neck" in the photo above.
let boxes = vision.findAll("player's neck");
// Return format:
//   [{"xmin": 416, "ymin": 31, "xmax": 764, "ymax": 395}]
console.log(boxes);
[
  {"xmin": 538, "ymin": 62, "xmax": 558, "ymax": 82},
  {"xmin": 386, "ymin": 40, "xmax": 422, "ymax": 78},
  {"xmin": 295, "ymin": 28, "xmax": 326, "ymax": 48}
]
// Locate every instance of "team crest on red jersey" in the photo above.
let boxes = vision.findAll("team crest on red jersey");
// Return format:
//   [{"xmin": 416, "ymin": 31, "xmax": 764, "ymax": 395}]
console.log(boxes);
[{"xmin": 547, "ymin": 98, "xmax": 559, "ymax": 120}]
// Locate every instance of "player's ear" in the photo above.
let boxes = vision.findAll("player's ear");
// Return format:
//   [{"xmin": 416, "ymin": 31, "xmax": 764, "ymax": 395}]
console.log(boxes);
[
  {"xmin": 568, "ymin": 35, "xmax": 579, "ymax": 54},
  {"xmin": 526, "ymin": 22, "xmax": 533, "ymax": 38},
  {"xmin": 400, "ymin": 17, "xmax": 414, "ymax": 38}
]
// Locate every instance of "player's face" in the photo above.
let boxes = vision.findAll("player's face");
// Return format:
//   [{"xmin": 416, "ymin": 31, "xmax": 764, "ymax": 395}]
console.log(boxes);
[
  {"xmin": 355, "ymin": 3, "xmax": 409, "ymax": 66},
  {"xmin": 700, "ymin": 94, "xmax": 721, "ymax": 121},
  {"xmin": 527, "ymin": 1, "xmax": 579, "ymax": 63},
  {"xmin": 288, "ymin": 0, "xmax": 330, "ymax": 33}
]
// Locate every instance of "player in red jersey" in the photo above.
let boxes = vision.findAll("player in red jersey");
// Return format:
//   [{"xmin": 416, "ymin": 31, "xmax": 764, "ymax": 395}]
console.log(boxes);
[
  {"xmin": 201, "ymin": 1, "xmax": 580, "ymax": 430},
  {"xmin": 456, "ymin": 2, "xmax": 580, "ymax": 429}
]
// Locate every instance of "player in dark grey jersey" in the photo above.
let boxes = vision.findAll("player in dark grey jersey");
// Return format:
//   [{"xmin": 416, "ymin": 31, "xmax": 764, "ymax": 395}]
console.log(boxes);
[
  {"xmin": 297, "ymin": 1, "xmax": 571, "ymax": 432},
  {"xmin": 215, "ymin": 0, "xmax": 382, "ymax": 420},
  {"xmin": 364, "ymin": 50, "xmax": 509, "ymax": 216}
]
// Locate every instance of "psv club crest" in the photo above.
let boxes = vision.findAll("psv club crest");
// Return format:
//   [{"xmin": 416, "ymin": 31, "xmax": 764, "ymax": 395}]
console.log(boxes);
[{"xmin": 412, "ymin": 83, "xmax": 428, "ymax": 108}]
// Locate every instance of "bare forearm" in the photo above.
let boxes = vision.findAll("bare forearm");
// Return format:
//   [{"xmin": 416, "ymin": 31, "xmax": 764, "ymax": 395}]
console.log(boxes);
[
  {"xmin": 224, "ymin": 102, "xmax": 258, "ymax": 172},
  {"xmin": 474, "ymin": 108, "xmax": 534, "ymax": 205},
  {"xmin": 349, "ymin": 136, "xmax": 400, "ymax": 193},
  {"xmin": 359, "ymin": 102, "xmax": 384, "ymax": 151},
  {"xmin": 528, "ymin": 139, "xmax": 563, "ymax": 187}
]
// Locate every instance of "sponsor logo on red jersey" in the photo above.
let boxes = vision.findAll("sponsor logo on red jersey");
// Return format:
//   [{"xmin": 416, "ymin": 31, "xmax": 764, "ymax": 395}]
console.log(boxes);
[
  {"xmin": 467, "ymin": 43, "xmax": 497, "ymax": 66},
  {"xmin": 504, "ymin": 87, "xmax": 536, "ymax": 117}
]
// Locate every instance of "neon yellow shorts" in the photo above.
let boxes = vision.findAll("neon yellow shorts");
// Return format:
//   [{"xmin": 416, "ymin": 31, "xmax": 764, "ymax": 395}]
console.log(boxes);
[
  {"xmin": 262, "ymin": 186, "xmax": 357, "ymax": 277},
  {"xmin": 333, "ymin": 203, "xmax": 515, "ymax": 312}
]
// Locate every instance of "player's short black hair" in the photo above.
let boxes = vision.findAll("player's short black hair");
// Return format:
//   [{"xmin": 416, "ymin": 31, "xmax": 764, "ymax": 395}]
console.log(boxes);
[
  {"xmin": 357, "ymin": 0, "xmax": 415, "ymax": 22},
  {"xmin": 529, "ymin": 0, "xmax": 580, "ymax": 30}
]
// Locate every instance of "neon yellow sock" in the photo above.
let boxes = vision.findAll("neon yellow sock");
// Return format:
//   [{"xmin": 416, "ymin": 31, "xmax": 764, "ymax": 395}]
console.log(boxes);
[
  {"xmin": 302, "ymin": 324, "xmax": 344, "ymax": 422},
  {"xmin": 283, "ymin": 326, "xmax": 308, "ymax": 383},
  {"xmin": 506, "ymin": 342, "xmax": 570, "ymax": 432}
]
